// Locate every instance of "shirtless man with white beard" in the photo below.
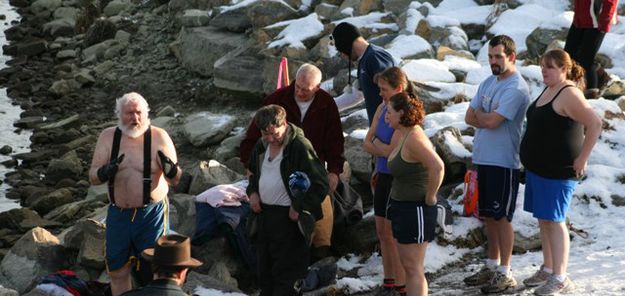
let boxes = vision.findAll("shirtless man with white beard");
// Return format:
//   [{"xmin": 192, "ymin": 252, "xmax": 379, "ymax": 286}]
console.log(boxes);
[{"xmin": 89, "ymin": 92, "xmax": 181, "ymax": 296}]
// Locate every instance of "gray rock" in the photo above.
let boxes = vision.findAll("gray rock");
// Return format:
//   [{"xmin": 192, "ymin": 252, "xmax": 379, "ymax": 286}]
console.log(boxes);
[
  {"xmin": 85, "ymin": 184, "xmax": 109, "ymax": 202},
  {"xmin": 207, "ymin": 261, "xmax": 238, "ymax": 289},
  {"xmin": 74, "ymin": 69, "xmax": 96, "ymax": 85},
  {"xmin": 603, "ymin": 80, "xmax": 625, "ymax": 100},
  {"xmin": 0, "ymin": 208, "xmax": 60, "ymax": 232},
  {"xmin": 46, "ymin": 150, "xmax": 83, "ymax": 183},
  {"xmin": 343, "ymin": 136, "xmax": 371, "ymax": 184},
  {"xmin": 183, "ymin": 112, "xmax": 236, "ymax": 147},
  {"xmin": 247, "ymin": 1, "xmax": 298, "ymax": 29},
  {"xmin": 13, "ymin": 116, "xmax": 44, "ymax": 129},
  {"xmin": 39, "ymin": 114, "xmax": 80, "ymax": 130},
  {"xmin": 513, "ymin": 232, "xmax": 541, "ymax": 253},
  {"xmin": 60, "ymin": 135, "xmax": 97, "ymax": 154},
  {"xmin": 77, "ymin": 219, "xmax": 106, "ymax": 269},
  {"xmin": 16, "ymin": 39, "xmax": 47, "ymax": 57},
  {"xmin": 115, "ymin": 30, "xmax": 131, "ymax": 43},
  {"xmin": 84, "ymin": 19, "xmax": 117, "ymax": 47},
  {"xmin": 338, "ymin": 0, "xmax": 383, "ymax": 16},
  {"xmin": 0, "ymin": 145, "xmax": 13, "ymax": 155},
  {"xmin": 332, "ymin": 215, "xmax": 377, "ymax": 254},
  {"xmin": 168, "ymin": 193, "xmax": 196, "ymax": 237},
  {"xmin": 0, "ymin": 228, "xmax": 68, "ymax": 294},
  {"xmin": 31, "ymin": 188, "xmax": 74, "ymax": 216},
  {"xmin": 183, "ymin": 270, "xmax": 242, "ymax": 294},
  {"xmin": 30, "ymin": 0, "xmax": 62, "ymax": 15},
  {"xmin": 172, "ymin": 26, "xmax": 247, "ymax": 77},
  {"xmin": 103, "ymin": 0, "xmax": 131, "ymax": 17},
  {"xmin": 43, "ymin": 18, "xmax": 75, "ymax": 37},
  {"xmin": 156, "ymin": 105, "xmax": 176, "ymax": 117},
  {"xmin": 53, "ymin": 7, "xmax": 79, "ymax": 20},
  {"xmin": 210, "ymin": 5, "xmax": 252, "ymax": 32},
  {"xmin": 44, "ymin": 199, "xmax": 107, "ymax": 224},
  {"xmin": 180, "ymin": 9, "xmax": 211, "ymax": 27},
  {"xmin": 48, "ymin": 79, "xmax": 78, "ymax": 97},
  {"xmin": 188, "ymin": 160, "xmax": 244, "ymax": 195},
  {"xmin": 383, "ymin": 0, "xmax": 412, "ymax": 16},
  {"xmin": 56, "ymin": 49, "xmax": 77, "ymax": 59},
  {"xmin": 430, "ymin": 126, "xmax": 471, "ymax": 183},
  {"xmin": 0, "ymin": 286, "xmax": 18, "ymax": 296},
  {"xmin": 214, "ymin": 133, "xmax": 245, "ymax": 162},
  {"xmin": 93, "ymin": 60, "xmax": 116, "ymax": 76},
  {"xmin": 315, "ymin": 3, "xmax": 338, "ymax": 20},
  {"xmin": 525, "ymin": 28, "xmax": 567, "ymax": 59},
  {"xmin": 82, "ymin": 39, "xmax": 119, "ymax": 62}
]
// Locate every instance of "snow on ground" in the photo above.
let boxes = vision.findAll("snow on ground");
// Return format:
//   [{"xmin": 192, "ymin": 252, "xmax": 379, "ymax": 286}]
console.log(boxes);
[{"xmin": 267, "ymin": 13, "xmax": 324, "ymax": 48}]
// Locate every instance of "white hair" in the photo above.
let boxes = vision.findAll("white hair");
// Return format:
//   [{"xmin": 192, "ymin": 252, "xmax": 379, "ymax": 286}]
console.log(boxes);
[
  {"xmin": 295, "ymin": 63, "xmax": 322, "ymax": 85},
  {"xmin": 115, "ymin": 92, "xmax": 150, "ymax": 118}
]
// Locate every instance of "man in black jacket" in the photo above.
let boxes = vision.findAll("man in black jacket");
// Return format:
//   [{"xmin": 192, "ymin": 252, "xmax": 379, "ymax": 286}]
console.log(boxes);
[{"xmin": 121, "ymin": 234, "xmax": 202, "ymax": 296}]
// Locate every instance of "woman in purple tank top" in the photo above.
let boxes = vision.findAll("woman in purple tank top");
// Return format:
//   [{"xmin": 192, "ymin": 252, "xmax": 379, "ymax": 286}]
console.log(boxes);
[{"xmin": 362, "ymin": 67, "xmax": 418, "ymax": 295}]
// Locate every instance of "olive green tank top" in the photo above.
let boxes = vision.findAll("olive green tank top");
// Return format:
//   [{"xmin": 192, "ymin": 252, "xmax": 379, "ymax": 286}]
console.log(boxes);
[{"xmin": 388, "ymin": 131, "xmax": 429, "ymax": 202}]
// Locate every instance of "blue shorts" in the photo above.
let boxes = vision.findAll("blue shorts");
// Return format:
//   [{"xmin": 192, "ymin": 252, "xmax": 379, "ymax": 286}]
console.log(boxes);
[
  {"xmin": 477, "ymin": 165, "xmax": 520, "ymax": 222},
  {"xmin": 523, "ymin": 170, "xmax": 577, "ymax": 222},
  {"xmin": 373, "ymin": 173, "xmax": 393, "ymax": 218},
  {"xmin": 105, "ymin": 199, "xmax": 169, "ymax": 272},
  {"xmin": 388, "ymin": 199, "xmax": 437, "ymax": 244}
]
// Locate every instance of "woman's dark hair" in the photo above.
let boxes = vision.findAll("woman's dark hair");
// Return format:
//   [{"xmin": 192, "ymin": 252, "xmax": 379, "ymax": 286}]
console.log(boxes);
[
  {"xmin": 374, "ymin": 66, "xmax": 418, "ymax": 97},
  {"xmin": 541, "ymin": 49, "xmax": 586, "ymax": 91},
  {"xmin": 389, "ymin": 92, "xmax": 425, "ymax": 127}
]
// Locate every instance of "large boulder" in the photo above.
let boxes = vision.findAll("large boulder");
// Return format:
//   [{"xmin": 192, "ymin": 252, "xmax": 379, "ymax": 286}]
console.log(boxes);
[
  {"xmin": 171, "ymin": 26, "xmax": 248, "ymax": 77},
  {"xmin": 76, "ymin": 219, "xmax": 106, "ymax": 269},
  {"xmin": 525, "ymin": 28, "xmax": 567, "ymax": 60},
  {"xmin": 247, "ymin": 1, "xmax": 298, "ymax": 29},
  {"xmin": 0, "ymin": 228, "xmax": 69, "ymax": 294},
  {"xmin": 31, "ymin": 188, "xmax": 75, "ymax": 216},
  {"xmin": 42, "ymin": 18, "xmax": 75, "ymax": 37},
  {"xmin": 30, "ymin": 0, "xmax": 62, "ymax": 15},
  {"xmin": 214, "ymin": 133, "xmax": 245, "ymax": 162},
  {"xmin": 46, "ymin": 150, "xmax": 83, "ymax": 183},
  {"xmin": 0, "ymin": 208, "xmax": 61, "ymax": 233},
  {"xmin": 383, "ymin": 0, "xmax": 413, "ymax": 16},
  {"xmin": 168, "ymin": 193, "xmax": 196, "ymax": 237},
  {"xmin": 183, "ymin": 112, "xmax": 236, "ymax": 147},
  {"xmin": 179, "ymin": 9, "xmax": 211, "ymax": 27},
  {"xmin": 188, "ymin": 160, "xmax": 244, "ymax": 195},
  {"xmin": 430, "ymin": 126, "xmax": 471, "ymax": 184},
  {"xmin": 210, "ymin": 3, "xmax": 253, "ymax": 32},
  {"xmin": 343, "ymin": 136, "xmax": 371, "ymax": 184}
]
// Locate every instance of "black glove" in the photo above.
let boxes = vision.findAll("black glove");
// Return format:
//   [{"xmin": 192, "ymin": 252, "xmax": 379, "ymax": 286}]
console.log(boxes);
[
  {"xmin": 97, "ymin": 154, "xmax": 124, "ymax": 183},
  {"xmin": 158, "ymin": 150, "xmax": 178, "ymax": 179}
]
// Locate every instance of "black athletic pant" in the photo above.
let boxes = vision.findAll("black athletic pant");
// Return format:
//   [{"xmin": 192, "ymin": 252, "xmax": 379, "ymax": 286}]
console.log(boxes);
[
  {"xmin": 257, "ymin": 204, "xmax": 309, "ymax": 296},
  {"xmin": 564, "ymin": 24, "xmax": 606, "ymax": 90}
]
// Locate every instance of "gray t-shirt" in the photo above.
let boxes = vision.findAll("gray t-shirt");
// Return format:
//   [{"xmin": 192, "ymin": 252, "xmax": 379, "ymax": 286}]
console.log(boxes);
[{"xmin": 470, "ymin": 71, "xmax": 530, "ymax": 169}]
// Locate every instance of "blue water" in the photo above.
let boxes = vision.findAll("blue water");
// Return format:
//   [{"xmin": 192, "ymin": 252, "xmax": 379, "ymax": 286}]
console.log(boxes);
[{"xmin": 0, "ymin": 3, "xmax": 31, "ymax": 213}]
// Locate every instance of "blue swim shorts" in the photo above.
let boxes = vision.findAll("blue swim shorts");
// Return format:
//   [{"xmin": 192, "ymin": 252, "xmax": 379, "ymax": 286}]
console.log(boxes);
[
  {"xmin": 105, "ymin": 199, "xmax": 169, "ymax": 272},
  {"xmin": 523, "ymin": 170, "xmax": 577, "ymax": 222},
  {"xmin": 388, "ymin": 199, "xmax": 437, "ymax": 244}
]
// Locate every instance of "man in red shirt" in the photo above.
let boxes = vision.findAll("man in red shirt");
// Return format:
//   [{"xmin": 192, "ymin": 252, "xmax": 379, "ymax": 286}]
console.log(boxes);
[{"xmin": 240, "ymin": 63, "xmax": 345, "ymax": 260}]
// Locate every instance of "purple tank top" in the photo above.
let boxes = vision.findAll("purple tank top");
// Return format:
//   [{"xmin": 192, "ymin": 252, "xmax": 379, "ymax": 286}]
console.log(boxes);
[{"xmin": 375, "ymin": 106, "xmax": 394, "ymax": 174}]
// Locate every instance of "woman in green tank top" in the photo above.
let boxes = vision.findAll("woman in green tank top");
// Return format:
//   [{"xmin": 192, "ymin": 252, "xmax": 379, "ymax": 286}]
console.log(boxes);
[{"xmin": 386, "ymin": 92, "xmax": 445, "ymax": 296}]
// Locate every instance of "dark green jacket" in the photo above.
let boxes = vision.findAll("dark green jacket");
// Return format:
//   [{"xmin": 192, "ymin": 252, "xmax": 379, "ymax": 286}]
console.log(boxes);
[{"xmin": 247, "ymin": 123, "xmax": 329, "ymax": 220}]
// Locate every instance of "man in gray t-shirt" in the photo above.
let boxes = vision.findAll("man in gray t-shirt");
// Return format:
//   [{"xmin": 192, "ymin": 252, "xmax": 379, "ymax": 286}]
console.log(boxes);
[{"xmin": 463, "ymin": 35, "xmax": 530, "ymax": 294}]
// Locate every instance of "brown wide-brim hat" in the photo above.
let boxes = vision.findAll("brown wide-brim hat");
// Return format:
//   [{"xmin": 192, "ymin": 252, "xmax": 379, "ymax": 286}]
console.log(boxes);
[{"xmin": 142, "ymin": 234, "xmax": 203, "ymax": 268}]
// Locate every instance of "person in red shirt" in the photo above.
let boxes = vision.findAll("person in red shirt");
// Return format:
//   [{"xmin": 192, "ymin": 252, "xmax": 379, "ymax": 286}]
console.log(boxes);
[
  {"xmin": 564, "ymin": 0, "xmax": 618, "ymax": 97},
  {"xmin": 240, "ymin": 64, "xmax": 345, "ymax": 260}
]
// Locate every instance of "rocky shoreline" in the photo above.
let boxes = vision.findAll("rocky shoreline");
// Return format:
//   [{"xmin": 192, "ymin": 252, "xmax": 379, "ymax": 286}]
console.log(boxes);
[{"xmin": 1, "ymin": 0, "xmax": 624, "ymax": 295}]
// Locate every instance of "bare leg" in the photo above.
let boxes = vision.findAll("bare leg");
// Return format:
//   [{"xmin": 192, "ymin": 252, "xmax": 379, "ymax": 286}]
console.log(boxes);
[
  {"xmin": 538, "ymin": 219, "xmax": 553, "ymax": 270},
  {"xmin": 375, "ymin": 216, "xmax": 406, "ymax": 285},
  {"xmin": 396, "ymin": 242, "xmax": 428, "ymax": 296},
  {"xmin": 496, "ymin": 218, "xmax": 515, "ymax": 268},
  {"xmin": 542, "ymin": 220, "xmax": 569, "ymax": 275},
  {"xmin": 109, "ymin": 264, "xmax": 132, "ymax": 296},
  {"xmin": 484, "ymin": 217, "xmax": 501, "ymax": 263}
]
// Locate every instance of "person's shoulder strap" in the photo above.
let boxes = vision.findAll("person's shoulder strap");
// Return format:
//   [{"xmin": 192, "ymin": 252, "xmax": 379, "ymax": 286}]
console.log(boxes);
[
  {"xmin": 143, "ymin": 126, "xmax": 152, "ymax": 205},
  {"xmin": 554, "ymin": 84, "xmax": 575, "ymax": 98},
  {"xmin": 108, "ymin": 128, "xmax": 122, "ymax": 204}
]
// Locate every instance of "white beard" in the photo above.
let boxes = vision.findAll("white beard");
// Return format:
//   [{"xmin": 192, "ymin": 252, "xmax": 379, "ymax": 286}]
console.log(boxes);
[{"xmin": 118, "ymin": 118, "xmax": 151, "ymax": 138}]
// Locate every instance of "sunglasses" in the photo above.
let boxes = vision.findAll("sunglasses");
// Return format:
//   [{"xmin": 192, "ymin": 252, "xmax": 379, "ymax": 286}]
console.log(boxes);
[{"xmin": 328, "ymin": 35, "xmax": 335, "ymax": 46}]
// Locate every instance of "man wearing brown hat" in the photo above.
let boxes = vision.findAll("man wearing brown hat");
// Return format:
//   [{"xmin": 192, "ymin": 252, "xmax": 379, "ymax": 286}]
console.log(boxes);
[
  {"xmin": 331, "ymin": 22, "xmax": 395, "ymax": 125},
  {"xmin": 121, "ymin": 234, "xmax": 202, "ymax": 296}
]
